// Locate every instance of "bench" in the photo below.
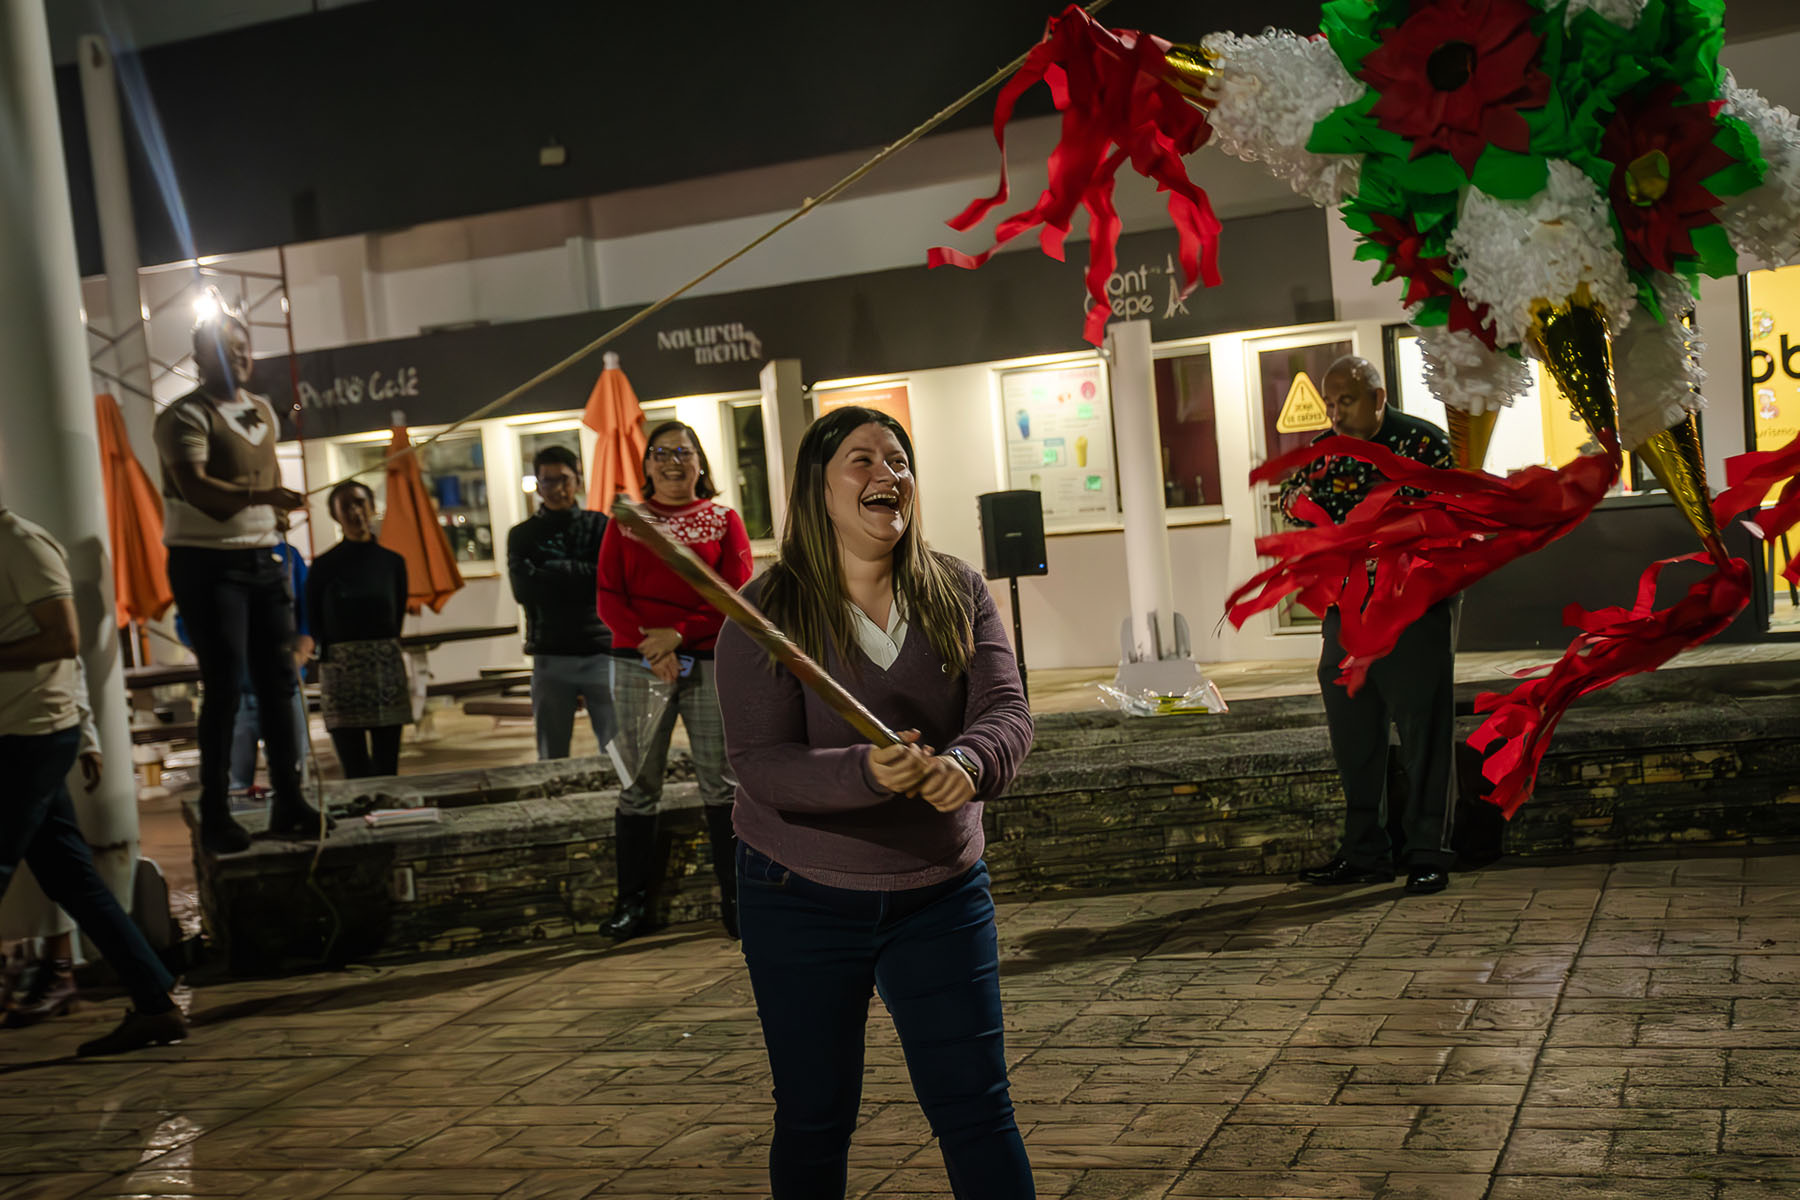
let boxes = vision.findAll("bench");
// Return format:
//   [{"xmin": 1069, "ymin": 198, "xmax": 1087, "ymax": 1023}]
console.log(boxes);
[{"xmin": 132, "ymin": 722, "xmax": 198, "ymax": 746}]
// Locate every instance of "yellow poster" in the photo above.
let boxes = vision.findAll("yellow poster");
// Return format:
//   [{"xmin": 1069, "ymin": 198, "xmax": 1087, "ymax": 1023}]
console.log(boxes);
[
  {"xmin": 1745, "ymin": 264, "xmax": 1800, "ymax": 583},
  {"xmin": 1275, "ymin": 371, "xmax": 1329, "ymax": 433},
  {"xmin": 1534, "ymin": 363, "xmax": 1638, "ymax": 484}
]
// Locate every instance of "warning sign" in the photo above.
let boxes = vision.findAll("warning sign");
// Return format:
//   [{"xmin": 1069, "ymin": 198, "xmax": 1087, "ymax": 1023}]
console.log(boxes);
[{"xmin": 1276, "ymin": 371, "xmax": 1330, "ymax": 433}]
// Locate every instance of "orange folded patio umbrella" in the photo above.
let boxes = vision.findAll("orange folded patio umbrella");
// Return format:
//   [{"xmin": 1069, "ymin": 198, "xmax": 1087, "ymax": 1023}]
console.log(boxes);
[
  {"xmin": 377, "ymin": 424, "xmax": 465, "ymax": 614},
  {"xmin": 582, "ymin": 351, "xmax": 649, "ymax": 512},
  {"xmin": 95, "ymin": 393, "xmax": 173, "ymax": 628}
]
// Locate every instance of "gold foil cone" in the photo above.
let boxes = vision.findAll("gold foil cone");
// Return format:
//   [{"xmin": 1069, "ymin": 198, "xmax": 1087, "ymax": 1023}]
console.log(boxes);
[
  {"xmin": 1633, "ymin": 413, "xmax": 1725, "ymax": 558},
  {"xmin": 1162, "ymin": 43, "xmax": 1220, "ymax": 106},
  {"xmin": 1528, "ymin": 293, "xmax": 1619, "ymax": 453},
  {"xmin": 1446, "ymin": 407, "xmax": 1499, "ymax": 471}
]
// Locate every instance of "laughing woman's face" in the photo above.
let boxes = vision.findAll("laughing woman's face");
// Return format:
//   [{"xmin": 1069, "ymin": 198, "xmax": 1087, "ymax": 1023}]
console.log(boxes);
[{"xmin": 823, "ymin": 422, "xmax": 914, "ymax": 563}]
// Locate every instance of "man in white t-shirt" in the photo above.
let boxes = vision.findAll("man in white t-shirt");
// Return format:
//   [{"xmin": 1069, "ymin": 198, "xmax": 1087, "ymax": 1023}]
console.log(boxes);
[
  {"xmin": 0, "ymin": 508, "xmax": 186, "ymax": 1055},
  {"xmin": 154, "ymin": 309, "xmax": 329, "ymax": 854}
]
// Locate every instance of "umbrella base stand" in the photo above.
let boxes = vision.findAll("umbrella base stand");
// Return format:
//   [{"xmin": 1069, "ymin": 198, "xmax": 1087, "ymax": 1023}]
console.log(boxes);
[{"xmin": 406, "ymin": 646, "xmax": 443, "ymax": 741}]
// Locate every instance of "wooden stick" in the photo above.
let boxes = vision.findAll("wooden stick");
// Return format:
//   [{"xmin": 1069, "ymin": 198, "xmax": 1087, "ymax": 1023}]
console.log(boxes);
[{"xmin": 609, "ymin": 499, "xmax": 903, "ymax": 748}]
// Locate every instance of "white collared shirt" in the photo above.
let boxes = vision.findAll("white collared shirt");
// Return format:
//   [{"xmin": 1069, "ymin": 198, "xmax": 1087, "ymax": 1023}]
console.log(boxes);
[{"xmin": 850, "ymin": 594, "xmax": 908, "ymax": 670}]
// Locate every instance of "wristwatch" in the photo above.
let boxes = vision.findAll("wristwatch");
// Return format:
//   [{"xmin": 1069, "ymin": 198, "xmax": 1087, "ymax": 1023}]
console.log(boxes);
[{"xmin": 943, "ymin": 747, "xmax": 982, "ymax": 789}]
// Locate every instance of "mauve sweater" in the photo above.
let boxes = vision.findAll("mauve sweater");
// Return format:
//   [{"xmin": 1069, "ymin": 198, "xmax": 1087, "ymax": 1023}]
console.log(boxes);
[{"xmin": 715, "ymin": 560, "xmax": 1034, "ymax": 891}]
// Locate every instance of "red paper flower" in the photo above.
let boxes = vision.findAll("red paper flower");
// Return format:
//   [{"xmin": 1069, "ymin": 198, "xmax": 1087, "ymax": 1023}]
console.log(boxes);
[
  {"xmin": 1600, "ymin": 84, "xmax": 1736, "ymax": 274},
  {"xmin": 1367, "ymin": 214, "xmax": 1499, "ymax": 348},
  {"xmin": 1359, "ymin": 0, "xmax": 1551, "ymax": 175}
]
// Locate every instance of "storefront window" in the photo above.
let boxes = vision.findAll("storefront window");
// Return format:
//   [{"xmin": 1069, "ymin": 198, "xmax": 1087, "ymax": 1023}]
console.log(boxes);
[
  {"xmin": 1152, "ymin": 351, "xmax": 1222, "ymax": 508},
  {"xmin": 728, "ymin": 400, "xmax": 775, "ymax": 539},
  {"xmin": 338, "ymin": 431, "xmax": 494, "ymax": 566},
  {"xmin": 1385, "ymin": 326, "xmax": 1643, "ymax": 496},
  {"xmin": 1254, "ymin": 337, "xmax": 1352, "ymax": 629},
  {"xmin": 519, "ymin": 427, "xmax": 583, "ymax": 516}
]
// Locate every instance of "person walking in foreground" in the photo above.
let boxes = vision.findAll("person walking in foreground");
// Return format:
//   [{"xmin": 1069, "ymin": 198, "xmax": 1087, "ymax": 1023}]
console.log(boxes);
[
  {"xmin": 1284, "ymin": 355, "xmax": 1459, "ymax": 895},
  {"xmin": 307, "ymin": 482, "xmax": 411, "ymax": 778},
  {"xmin": 596, "ymin": 421, "xmax": 753, "ymax": 941},
  {"xmin": 506, "ymin": 444, "xmax": 616, "ymax": 761},
  {"xmin": 716, "ymin": 406, "xmax": 1037, "ymax": 1199},
  {"xmin": 0, "ymin": 507, "xmax": 185, "ymax": 1055}
]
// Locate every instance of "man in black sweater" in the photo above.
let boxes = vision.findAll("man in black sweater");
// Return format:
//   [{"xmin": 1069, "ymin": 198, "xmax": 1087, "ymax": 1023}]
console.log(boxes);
[
  {"xmin": 1280, "ymin": 355, "xmax": 1457, "ymax": 896},
  {"xmin": 506, "ymin": 446, "xmax": 616, "ymax": 759}
]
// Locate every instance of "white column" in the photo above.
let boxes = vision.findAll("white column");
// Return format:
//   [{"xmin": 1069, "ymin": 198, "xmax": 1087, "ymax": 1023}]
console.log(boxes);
[
  {"xmin": 76, "ymin": 35, "xmax": 155, "ymax": 462},
  {"xmin": 1107, "ymin": 319, "xmax": 1179, "ymax": 660},
  {"xmin": 759, "ymin": 358, "xmax": 806, "ymax": 535},
  {"xmin": 1, "ymin": 0, "xmax": 140, "ymax": 900}
]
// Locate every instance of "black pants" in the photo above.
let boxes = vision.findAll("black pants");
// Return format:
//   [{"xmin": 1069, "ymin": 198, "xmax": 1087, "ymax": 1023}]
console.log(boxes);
[
  {"xmin": 1319, "ymin": 600, "xmax": 1457, "ymax": 871},
  {"xmin": 0, "ymin": 727, "xmax": 175, "ymax": 1013},
  {"xmin": 168, "ymin": 546, "xmax": 303, "ymax": 810},
  {"xmin": 328, "ymin": 726, "xmax": 402, "ymax": 778}
]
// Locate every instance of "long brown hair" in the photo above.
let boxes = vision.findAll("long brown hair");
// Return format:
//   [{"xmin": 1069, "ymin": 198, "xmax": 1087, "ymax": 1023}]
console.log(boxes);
[{"xmin": 758, "ymin": 407, "xmax": 973, "ymax": 676}]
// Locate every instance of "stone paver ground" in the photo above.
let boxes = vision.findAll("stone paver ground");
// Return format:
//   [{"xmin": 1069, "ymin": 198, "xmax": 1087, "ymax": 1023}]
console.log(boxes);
[{"xmin": 3, "ymin": 850, "xmax": 1799, "ymax": 1199}]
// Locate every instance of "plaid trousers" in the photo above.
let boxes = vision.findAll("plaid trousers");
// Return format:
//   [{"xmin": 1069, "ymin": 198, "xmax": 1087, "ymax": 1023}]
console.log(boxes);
[{"xmin": 610, "ymin": 656, "xmax": 737, "ymax": 815}]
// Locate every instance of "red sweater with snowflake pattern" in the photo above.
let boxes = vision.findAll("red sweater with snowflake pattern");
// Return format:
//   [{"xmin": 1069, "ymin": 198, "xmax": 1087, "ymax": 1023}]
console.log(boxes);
[{"xmin": 596, "ymin": 498, "xmax": 754, "ymax": 656}]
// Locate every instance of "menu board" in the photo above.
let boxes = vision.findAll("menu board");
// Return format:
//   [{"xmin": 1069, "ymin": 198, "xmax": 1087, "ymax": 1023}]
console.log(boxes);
[{"xmin": 1000, "ymin": 362, "xmax": 1116, "ymax": 527}]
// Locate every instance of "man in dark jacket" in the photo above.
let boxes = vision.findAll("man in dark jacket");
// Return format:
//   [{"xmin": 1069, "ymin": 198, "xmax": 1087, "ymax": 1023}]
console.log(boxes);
[{"xmin": 506, "ymin": 445, "xmax": 617, "ymax": 759}]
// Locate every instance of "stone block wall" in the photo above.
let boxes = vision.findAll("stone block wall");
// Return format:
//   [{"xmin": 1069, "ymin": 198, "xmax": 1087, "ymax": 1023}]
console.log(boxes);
[{"xmin": 190, "ymin": 692, "xmax": 1800, "ymax": 973}]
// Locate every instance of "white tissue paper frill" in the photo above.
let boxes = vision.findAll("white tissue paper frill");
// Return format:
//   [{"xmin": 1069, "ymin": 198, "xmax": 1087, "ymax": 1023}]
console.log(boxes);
[
  {"xmin": 1415, "ymin": 326, "xmax": 1532, "ymax": 415},
  {"xmin": 1613, "ymin": 273, "xmax": 1707, "ymax": 451},
  {"xmin": 1200, "ymin": 30, "xmax": 1365, "ymax": 207},
  {"xmin": 1720, "ymin": 76, "xmax": 1800, "ymax": 270},
  {"xmin": 1447, "ymin": 161, "xmax": 1637, "ymax": 349},
  {"xmin": 1562, "ymin": 0, "xmax": 1648, "ymax": 29}
]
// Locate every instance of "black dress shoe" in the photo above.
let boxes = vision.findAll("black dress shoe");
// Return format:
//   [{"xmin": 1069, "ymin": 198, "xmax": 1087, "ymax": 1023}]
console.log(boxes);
[
  {"xmin": 1405, "ymin": 869, "xmax": 1450, "ymax": 895},
  {"xmin": 1297, "ymin": 858, "xmax": 1394, "ymax": 886}
]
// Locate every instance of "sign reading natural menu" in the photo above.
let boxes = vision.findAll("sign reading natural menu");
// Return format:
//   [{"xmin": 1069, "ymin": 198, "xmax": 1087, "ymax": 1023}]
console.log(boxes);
[{"xmin": 1001, "ymin": 361, "xmax": 1116, "ymax": 527}]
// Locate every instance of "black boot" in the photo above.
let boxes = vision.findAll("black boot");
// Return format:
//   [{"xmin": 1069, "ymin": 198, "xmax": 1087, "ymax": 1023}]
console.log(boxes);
[
  {"xmin": 199, "ymin": 794, "xmax": 251, "ymax": 855},
  {"xmin": 704, "ymin": 805, "xmax": 739, "ymax": 940},
  {"xmin": 267, "ymin": 793, "xmax": 335, "ymax": 837},
  {"xmin": 602, "ymin": 810, "xmax": 658, "ymax": 942}
]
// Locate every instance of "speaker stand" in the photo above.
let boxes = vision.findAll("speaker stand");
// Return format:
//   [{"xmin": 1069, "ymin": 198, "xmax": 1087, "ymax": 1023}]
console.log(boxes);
[{"xmin": 1009, "ymin": 576, "xmax": 1029, "ymax": 703}]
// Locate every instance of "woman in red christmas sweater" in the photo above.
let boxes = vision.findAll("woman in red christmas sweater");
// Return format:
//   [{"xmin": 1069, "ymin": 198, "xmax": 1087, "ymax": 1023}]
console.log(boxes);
[{"xmin": 597, "ymin": 419, "xmax": 754, "ymax": 941}]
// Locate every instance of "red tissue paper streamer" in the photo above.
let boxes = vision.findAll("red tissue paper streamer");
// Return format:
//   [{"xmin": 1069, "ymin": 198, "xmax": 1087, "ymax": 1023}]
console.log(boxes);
[
  {"xmin": 1468, "ymin": 550, "xmax": 1751, "ymax": 818},
  {"xmin": 1713, "ymin": 429, "xmax": 1800, "ymax": 587},
  {"xmin": 1468, "ymin": 431, "xmax": 1800, "ymax": 817},
  {"xmin": 927, "ymin": 4, "xmax": 1221, "ymax": 345},
  {"xmin": 1225, "ymin": 435, "xmax": 1620, "ymax": 694}
]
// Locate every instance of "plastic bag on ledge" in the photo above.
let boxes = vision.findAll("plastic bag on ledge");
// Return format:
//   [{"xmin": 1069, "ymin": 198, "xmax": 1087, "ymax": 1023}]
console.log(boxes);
[{"xmin": 1097, "ymin": 679, "xmax": 1229, "ymax": 717}]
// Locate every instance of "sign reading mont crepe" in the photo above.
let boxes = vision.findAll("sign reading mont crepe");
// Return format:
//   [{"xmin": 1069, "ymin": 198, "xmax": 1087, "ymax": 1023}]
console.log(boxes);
[{"xmin": 259, "ymin": 208, "xmax": 1332, "ymax": 440}]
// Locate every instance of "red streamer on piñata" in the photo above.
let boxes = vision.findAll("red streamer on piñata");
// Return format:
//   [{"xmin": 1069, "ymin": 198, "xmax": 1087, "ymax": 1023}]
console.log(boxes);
[
  {"xmin": 1467, "ymin": 431, "xmax": 1800, "ymax": 817},
  {"xmin": 1469, "ymin": 551, "xmax": 1751, "ymax": 817},
  {"xmin": 1225, "ymin": 436, "xmax": 1620, "ymax": 694},
  {"xmin": 926, "ymin": 4, "xmax": 1221, "ymax": 345},
  {"xmin": 1713, "ymin": 429, "xmax": 1800, "ymax": 586}
]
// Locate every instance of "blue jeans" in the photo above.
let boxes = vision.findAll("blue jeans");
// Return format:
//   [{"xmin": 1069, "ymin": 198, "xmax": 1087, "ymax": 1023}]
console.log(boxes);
[
  {"xmin": 737, "ymin": 844, "xmax": 1033, "ymax": 1200},
  {"xmin": 529, "ymin": 653, "xmax": 619, "ymax": 761},
  {"xmin": 230, "ymin": 672, "xmax": 310, "ymax": 790},
  {"xmin": 0, "ymin": 727, "xmax": 175, "ymax": 1013}
]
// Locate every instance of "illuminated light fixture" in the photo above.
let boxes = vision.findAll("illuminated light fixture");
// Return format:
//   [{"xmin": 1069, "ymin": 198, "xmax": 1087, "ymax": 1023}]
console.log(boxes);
[
  {"xmin": 522, "ymin": 474, "xmax": 538, "ymax": 493},
  {"xmin": 139, "ymin": 304, "xmax": 150, "ymax": 320},
  {"xmin": 280, "ymin": 296, "xmax": 290, "ymax": 314},
  {"xmin": 192, "ymin": 291, "xmax": 221, "ymax": 323}
]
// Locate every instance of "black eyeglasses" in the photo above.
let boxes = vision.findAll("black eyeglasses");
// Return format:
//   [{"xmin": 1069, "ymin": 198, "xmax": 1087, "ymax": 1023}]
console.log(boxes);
[{"xmin": 648, "ymin": 446, "xmax": 696, "ymax": 464}]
